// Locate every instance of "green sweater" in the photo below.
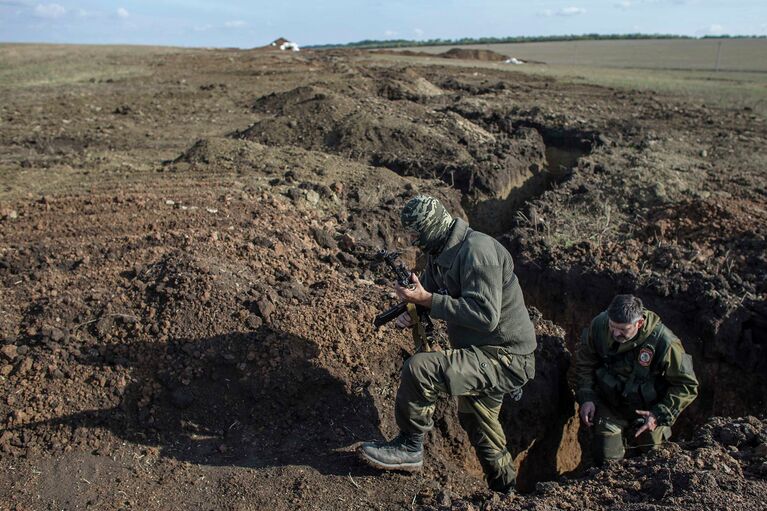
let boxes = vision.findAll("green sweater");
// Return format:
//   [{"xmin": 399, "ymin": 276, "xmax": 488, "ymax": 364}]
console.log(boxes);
[{"xmin": 421, "ymin": 218, "xmax": 537, "ymax": 355}]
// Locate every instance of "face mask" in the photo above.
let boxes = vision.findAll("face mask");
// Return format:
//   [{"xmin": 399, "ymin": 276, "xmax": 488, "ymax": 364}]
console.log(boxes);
[{"xmin": 401, "ymin": 196, "xmax": 454, "ymax": 254}]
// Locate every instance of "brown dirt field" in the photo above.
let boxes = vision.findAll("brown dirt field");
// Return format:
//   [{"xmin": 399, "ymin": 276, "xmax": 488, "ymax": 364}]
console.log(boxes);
[{"xmin": 0, "ymin": 44, "xmax": 765, "ymax": 510}]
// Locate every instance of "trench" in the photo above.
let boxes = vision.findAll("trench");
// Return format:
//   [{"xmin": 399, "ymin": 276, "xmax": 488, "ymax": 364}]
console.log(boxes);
[
  {"xmin": 498, "ymin": 262, "xmax": 767, "ymax": 495},
  {"xmin": 465, "ymin": 128, "xmax": 592, "ymax": 237},
  {"xmin": 455, "ymin": 127, "xmax": 766, "ymax": 491},
  {"xmin": 447, "ymin": 128, "xmax": 593, "ymax": 491},
  {"xmin": 508, "ymin": 261, "xmax": 767, "ymax": 430}
]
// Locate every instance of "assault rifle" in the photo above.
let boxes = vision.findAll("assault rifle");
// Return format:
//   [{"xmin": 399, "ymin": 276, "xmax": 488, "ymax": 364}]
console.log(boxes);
[{"xmin": 373, "ymin": 249, "xmax": 435, "ymax": 353}]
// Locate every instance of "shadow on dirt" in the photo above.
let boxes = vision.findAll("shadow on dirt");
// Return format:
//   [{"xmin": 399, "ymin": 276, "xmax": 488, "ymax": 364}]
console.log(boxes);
[
  {"xmin": 9, "ymin": 327, "xmax": 382, "ymax": 477},
  {"xmin": 504, "ymin": 329, "xmax": 580, "ymax": 492}
]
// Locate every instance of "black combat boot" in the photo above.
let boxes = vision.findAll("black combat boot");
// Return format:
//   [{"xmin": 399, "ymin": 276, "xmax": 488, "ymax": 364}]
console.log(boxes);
[
  {"xmin": 359, "ymin": 431, "xmax": 424, "ymax": 471},
  {"xmin": 488, "ymin": 474, "xmax": 516, "ymax": 496},
  {"xmin": 485, "ymin": 452, "xmax": 517, "ymax": 495}
]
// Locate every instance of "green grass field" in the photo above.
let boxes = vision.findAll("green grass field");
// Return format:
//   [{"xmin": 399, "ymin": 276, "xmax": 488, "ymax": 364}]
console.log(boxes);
[{"xmin": 0, "ymin": 44, "xmax": 186, "ymax": 88}]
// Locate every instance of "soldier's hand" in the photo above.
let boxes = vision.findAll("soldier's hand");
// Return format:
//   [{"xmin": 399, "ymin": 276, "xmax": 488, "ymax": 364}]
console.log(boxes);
[
  {"xmin": 580, "ymin": 401, "xmax": 596, "ymax": 427},
  {"xmin": 395, "ymin": 311, "xmax": 414, "ymax": 329},
  {"xmin": 395, "ymin": 273, "xmax": 433, "ymax": 308},
  {"xmin": 634, "ymin": 410, "xmax": 658, "ymax": 437}
]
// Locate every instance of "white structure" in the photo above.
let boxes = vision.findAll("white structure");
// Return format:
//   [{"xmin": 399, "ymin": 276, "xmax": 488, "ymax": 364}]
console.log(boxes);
[
  {"xmin": 269, "ymin": 38, "xmax": 300, "ymax": 52},
  {"xmin": 280, "ymin": 41, "xmax": 300, "ymax": 52}
]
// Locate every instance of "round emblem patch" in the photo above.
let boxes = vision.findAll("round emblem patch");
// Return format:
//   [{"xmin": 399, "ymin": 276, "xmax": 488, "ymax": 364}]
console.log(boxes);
[{"xmin": 638, "ymin": 347, "xmax": 654, "ymax": 367}]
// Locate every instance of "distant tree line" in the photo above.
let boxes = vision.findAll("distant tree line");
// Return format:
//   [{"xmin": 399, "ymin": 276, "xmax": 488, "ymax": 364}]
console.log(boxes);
[
  {"xmin": 307, "ymin": 33, "xmax": 765, "ymax": 50},
  {"xmin": 701, "ymin": 35, "xmax": 766, "ymax": 39}
]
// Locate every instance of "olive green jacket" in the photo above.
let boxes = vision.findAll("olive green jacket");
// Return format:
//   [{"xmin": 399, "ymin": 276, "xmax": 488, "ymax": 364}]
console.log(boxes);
[
  {"xmin": 421, "ymin": 218, "xmax": 537, "ymax": 355},
  {"xmin": 575, "ymin": 309, "xmax": 699, "ymax": 426}
]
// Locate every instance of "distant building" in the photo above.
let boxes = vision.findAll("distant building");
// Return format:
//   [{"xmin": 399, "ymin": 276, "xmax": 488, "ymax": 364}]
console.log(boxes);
[{"xmin": 271, "ymin": 37, "xmax": 300, "ymax": 52}]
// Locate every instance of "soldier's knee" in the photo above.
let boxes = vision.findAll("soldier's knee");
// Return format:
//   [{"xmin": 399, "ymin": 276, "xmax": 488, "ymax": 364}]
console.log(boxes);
[
  {"xmin": 401, "ymin": 353, "xmax": 435, "ymax": 383},
  {"xmin": 642, "ymin": 426, "xmax": 671, "ymax": 451},
  {"xmin": 656, "ymin": 426, "xmax": 671, "ymax": 442},
  {"xmin": 594, "ymin": 433, "xmax": 625, "ymax": 463}
]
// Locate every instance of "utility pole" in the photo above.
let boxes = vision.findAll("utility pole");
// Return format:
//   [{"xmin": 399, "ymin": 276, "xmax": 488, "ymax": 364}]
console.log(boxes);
[{"xmin": 714, "ymin": 40, "xmax": 723, "ymax": 72}]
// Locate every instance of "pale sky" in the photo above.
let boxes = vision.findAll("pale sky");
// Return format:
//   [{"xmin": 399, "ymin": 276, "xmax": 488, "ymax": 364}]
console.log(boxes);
[{"xmin": 1, "ymin": 0, "xmax": 765, "ymax": 47}]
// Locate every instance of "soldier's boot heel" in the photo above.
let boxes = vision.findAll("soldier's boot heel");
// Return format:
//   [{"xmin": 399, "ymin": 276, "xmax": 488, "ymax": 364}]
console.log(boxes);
[{"xmin": 358, "ymin": 432, "xmax": 424, "ymax": 472}]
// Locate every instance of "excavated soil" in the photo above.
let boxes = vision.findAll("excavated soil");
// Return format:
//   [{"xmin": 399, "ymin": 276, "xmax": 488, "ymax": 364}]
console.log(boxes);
[
  {"xmin": 372, "ymin": 48, "xmax": 510, "ymax": 63},
  {"xmin": 439, "ymin": 49, "xmax": 509, "ymax": 62},
  {"xmin": 0, "ymin": 45, "xmax": 765, "ymax": 510}
]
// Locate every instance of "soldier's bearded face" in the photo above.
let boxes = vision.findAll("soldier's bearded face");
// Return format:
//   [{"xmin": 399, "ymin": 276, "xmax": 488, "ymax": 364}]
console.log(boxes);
[{"xmin": 608, "ymin": 319, "xmax": 643, "ymax": 343}]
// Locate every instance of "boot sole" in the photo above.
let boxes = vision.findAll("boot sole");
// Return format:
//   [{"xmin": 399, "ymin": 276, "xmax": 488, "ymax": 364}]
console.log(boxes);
[{"xmin": 358, "ymin": 448, "xmax": 423, "ymax": 472}]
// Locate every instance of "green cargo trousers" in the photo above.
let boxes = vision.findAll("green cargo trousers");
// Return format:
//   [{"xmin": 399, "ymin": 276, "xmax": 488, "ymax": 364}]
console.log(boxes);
[
  {"xmin": 395, "ymin": 345, "xmax": 535, "ymax": 491},
  {"xmin": 593, "ymin": 398, "xmax": 671, "ymax": 462}
]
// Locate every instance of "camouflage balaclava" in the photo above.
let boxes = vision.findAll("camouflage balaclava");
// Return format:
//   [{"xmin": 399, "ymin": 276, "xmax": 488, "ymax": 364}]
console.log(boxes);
[{"xmin": 401, "ymin": 195, "xmax": 455, "ymax": 255}]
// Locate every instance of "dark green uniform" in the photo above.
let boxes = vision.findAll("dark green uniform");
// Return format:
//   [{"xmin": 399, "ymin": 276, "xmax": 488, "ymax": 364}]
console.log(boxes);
[
  {"xmin": 575, "ymin": 309, "xmax": 699, "ymax": 461},
  {"xmin": 395, "ymin": 218, "xmax": 536, "ymax": 491}
]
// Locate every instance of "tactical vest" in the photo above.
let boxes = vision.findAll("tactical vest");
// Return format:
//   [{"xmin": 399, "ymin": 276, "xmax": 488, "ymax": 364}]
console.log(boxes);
[{"xmin": 587, "ymin": 319, "xmax": 673, "ymax": 410}]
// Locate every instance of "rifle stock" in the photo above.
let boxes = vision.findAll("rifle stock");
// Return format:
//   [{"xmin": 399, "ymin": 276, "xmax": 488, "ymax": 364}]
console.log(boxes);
[{"xmin": 373, "ymin": 302, "xmax": 408, "ymax": 328}]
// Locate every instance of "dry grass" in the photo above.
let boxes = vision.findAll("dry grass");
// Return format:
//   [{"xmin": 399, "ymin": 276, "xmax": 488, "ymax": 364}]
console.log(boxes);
[
  {"xmin": 401, "ymin": 39, "xmax": 767, "ymax": 72},
  {"xmin": 373, "ymin": 39, "xmax": 767, "ymax": 115},
  {"xmin": 0, "ymin": 44, "xmax": 186, "ymax": 88}
]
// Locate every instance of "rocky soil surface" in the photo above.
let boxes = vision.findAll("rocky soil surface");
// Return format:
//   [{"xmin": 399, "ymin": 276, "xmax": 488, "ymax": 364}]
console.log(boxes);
[{"xmin": 0, "ymin": 44, "xmax": 765, "ymax": 510}]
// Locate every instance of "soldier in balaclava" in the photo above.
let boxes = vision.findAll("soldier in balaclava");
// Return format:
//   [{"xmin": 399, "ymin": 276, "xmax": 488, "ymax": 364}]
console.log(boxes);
[{"xmin": 359, "ymin": 195, "xmax": 537, "ymax": 494}]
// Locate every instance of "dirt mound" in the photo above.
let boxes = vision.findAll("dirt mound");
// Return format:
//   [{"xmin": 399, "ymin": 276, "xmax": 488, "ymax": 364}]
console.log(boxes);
[
  {"xmin": 644, "ymin": 197, "xmax": 767, "ymax": 297},
  {"xmin": 435, "ymin": 416, "xmax": 767, "ymax": 510},
  {"xmin": 372, "ymin": 67, "xmax": 444, "ymax": 100},
  {"xmin": 0, "ymin": 186, "xmax": 391, "ymax": 458},
  {"xmin": 0, "ymin": 173, "xmax": 577, "ymax": 505},
  {"xmin": 237, "ymin": 76, "xmax": 548, "ymax": 232},
  {"xmin": 440, "ymin": 48, "xmax": 509, "ymax": 62},
  {"xmin": 371, "ymin": 49, "xmax": 438, "ymax": 58},
  {"xmin": 169, "ymin": 136, "xmax": 465, "ymax": 250},
  {"xmin": 372, "ymin": 48, "xmax": 510, "ymax": 62}
]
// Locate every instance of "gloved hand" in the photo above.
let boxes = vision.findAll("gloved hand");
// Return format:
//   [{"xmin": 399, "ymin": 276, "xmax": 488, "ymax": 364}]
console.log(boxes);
[{"xmin": 508, "ymin": 387, "xmax": 523, "ymax": 401}]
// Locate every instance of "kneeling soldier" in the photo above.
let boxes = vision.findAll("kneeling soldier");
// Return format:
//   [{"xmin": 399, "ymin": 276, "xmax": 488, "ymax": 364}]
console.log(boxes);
[{"xmin": 575, "ymin": 294, "xmax": 699, "ymax": 462}]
